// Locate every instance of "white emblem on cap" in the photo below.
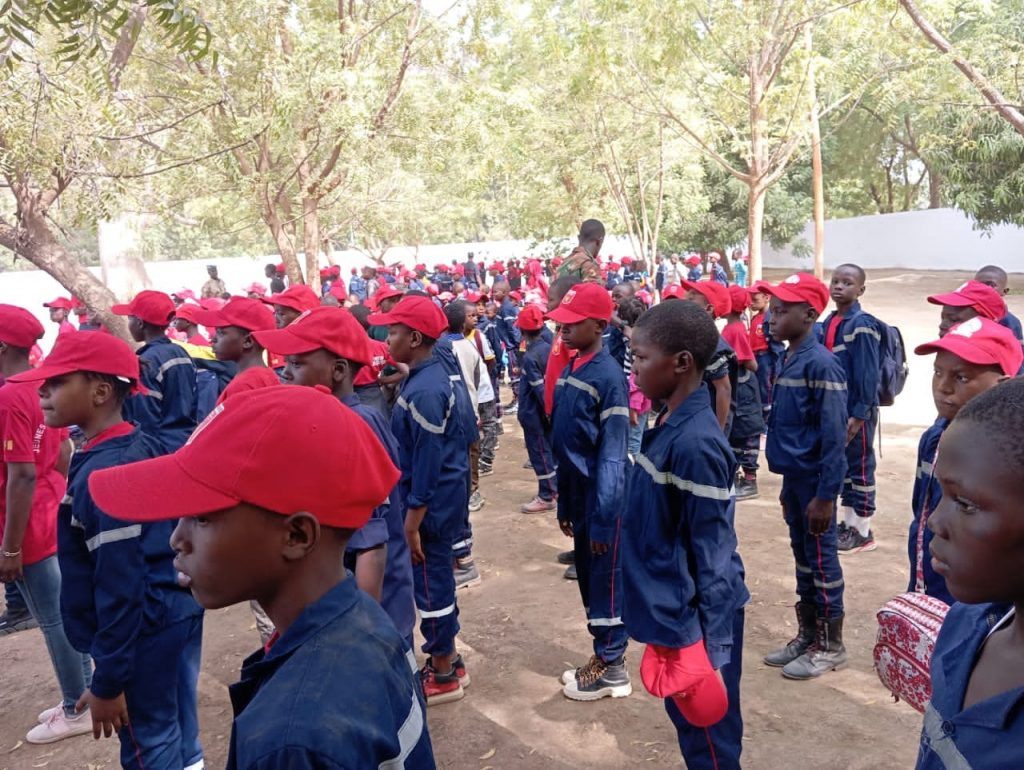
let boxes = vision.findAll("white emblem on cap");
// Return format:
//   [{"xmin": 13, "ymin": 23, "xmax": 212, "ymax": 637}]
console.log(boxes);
[
  {"xmin": 185, "ymin": 403, "xmax": 224, "ymax": 446},
  {"xmin": 562, "ymin": 289, "xmax": 577, "ymax": 304},
  {"xmin": 952, "ymin": 317, "xmax": 983, "ymax": 338},
  {"xmin": 784, "ymin": 275, "xmax": 801, "ymax": 285},
  {"xmin": 956, "ymin": 282, "xmax": 969, "ymax": 292}
]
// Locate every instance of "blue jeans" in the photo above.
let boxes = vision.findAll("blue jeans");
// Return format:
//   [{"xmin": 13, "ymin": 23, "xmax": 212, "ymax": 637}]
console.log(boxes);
[
  {"xmin": 4, "ymin": 580, "xmax": 27, "ymax": 615},
  {"xmin": 629, "ymin": 412, "xmax": 649, "ymax": 456},
  {"xmin": 15, "ymin": 555, "xmax": 92, "ymax": 716}
]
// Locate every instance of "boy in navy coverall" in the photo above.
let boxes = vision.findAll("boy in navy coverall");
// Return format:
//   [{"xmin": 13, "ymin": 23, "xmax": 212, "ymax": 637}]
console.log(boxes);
[
  {"xmin": 10, "ymin": 332, "xmax": 204, "ymax": 770},
  {"xmin": 760, "ymin": 274, "xmax": 849, "ymax": 681},
  {"xmin": 368, "ymin": 296, "xmax": 472, "ymax": 706},
  {"xmin": 820, "ymin": 264, "xmax": 882, "ymax": 554},
  {"xmin": 86, "ymin": 386, "xmax": 435, "ymax": 770},
  {"xmin": 516, "ymin": 304, "xmax": 557, "ymax": 514},
  {"xmin": 975, "ymin": 264, "xmax": 1023, "ymax": 340},
  {"xmin": 548, "ymin": 283, "xmax": 631, "ymax": 701},
  {"xmin": 623, "ymin": 300, "xmax": 749, "ymax": 770}
]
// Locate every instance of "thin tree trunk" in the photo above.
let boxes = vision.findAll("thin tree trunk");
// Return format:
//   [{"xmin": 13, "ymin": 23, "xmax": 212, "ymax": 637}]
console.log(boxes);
[
  {"xmin": 747, "ymin": 54, "xmax": 767, "ymax": 281},
  {"xmin": 302, "ymin": 197, "xmax": 322, "ymax": 294},
  {"xmin": 748, "ymin": 185, "xmax": 766, "ymax": 282},
  {"xmin": 807, "ymin": 27, "xmax": 825, "ymax": 279}
]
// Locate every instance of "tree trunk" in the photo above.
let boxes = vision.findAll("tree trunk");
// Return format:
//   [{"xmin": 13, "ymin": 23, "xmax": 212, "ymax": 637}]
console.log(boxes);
[
  {"xmin": 748, "ymin": 185, "xmax": 766, "ymax": 282},
  {"xmin": 747, "ymin": 53, "xmax": 767, "ymax": 281},
  {"xmin": 927, "ymin": 168, "xmax": 942, "ymax": 208},
  {"xmin": 807, "ymin": 27, "xmax": 825, "ymax": 279},
  {"xmin": 302, "ymin": 196, "xmax": 322, "ymax": 294},
  {"xmin": 98, "ymin": 213, "xmax": 153, "ymax": 299}
]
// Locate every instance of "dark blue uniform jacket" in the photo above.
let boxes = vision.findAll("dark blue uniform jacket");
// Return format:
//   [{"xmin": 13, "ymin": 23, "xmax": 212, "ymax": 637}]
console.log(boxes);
[
  {"xmin": 819, "ymin": 302, "xmax": 881, "ymax": 420},
  {"xmin": 123, "ymin": 337, "xmax": 198, "ymax": 453}
]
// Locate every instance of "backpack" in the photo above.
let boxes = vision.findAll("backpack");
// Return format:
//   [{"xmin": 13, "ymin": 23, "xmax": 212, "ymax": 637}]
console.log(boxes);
[
  {"xmin": 873, "ymin": 592, "xmax": 948, "ymax": 713},
  {"xmin": 876, "ymin": 321, "xmax": 909, "ymax": 406}
]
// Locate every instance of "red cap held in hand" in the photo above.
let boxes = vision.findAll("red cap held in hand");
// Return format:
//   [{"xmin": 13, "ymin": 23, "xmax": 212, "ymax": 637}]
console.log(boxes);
[
  {"xmin": 43, "ymin": 297, "xmax": 74, "ymax": 310},
  {"xmin": 367, "ymin": 295, "xmax": 448, "ymax": 339},
  {"xmin": 682, "ymin": 281, "xmax": 731, "ymax": 319},
  {"xmin": 927, "ymin": 280, "xmax": 1006, "ymax": 321},
  {"xmin": 514, "ymin": 304, "xmax": 546, "ymax": 331},
  {"xmin": 915, "ymin": 317, "xmax": 1023, "ymax": 376},
  {"xmin": 761, "ymin": 273, "xmax": 830, "ymax": 315},
  {"xmin": 254, "ymin": 306, "xmax": 373, "ymax": 366},
  {"xmin": 261, "ymin": 285, "xmax": 320, "ymax": 313},
  {"xmin": 87, "ymin": 385, "xmax": 399, "ymax": 528},
  {"xmin": 640, "ymin": 642, "xmax": 728, "ymax": 728},
  {"xmin": 192, "ymin": 297, "xmax": 276, "ymax": 332},
  {"xmin": 546, "ymin": 283, "xmax": 613, "ymax": 324},
  {"xmin": 9, "ymin": 331, "xmax": 142, "ymax": 391},
  {"xmin": 111, "ymin": 290, "xmax": 176, "ymax": 326},
  {"xmin": 0, "ymin": 305, "xmax": 45, "ymax": 348}
]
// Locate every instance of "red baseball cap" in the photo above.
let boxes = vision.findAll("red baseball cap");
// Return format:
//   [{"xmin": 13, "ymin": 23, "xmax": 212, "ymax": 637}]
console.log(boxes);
[
  {"xmin": 551, "ymin": 257, "xmax": 563, "ymax": 267},
  {"xmin": 640, "ymin": 642, "xmax": 728, "ymax": 728},
  {"xmin": 514, "ymin": 304, "xmax": 545, "ymax": 331},
  {"xmin": 0, "ymin": 305, "xmax": 45, "ymax": 348},
  {"xmin": 608, "ymin": 262, "xmax": 621, "ymax": 271},
  {"xmin": 244, "ymin": 282, "xmax": 267, "ymax": 296},
  {"xmin": 372, "ymin": 285, "xmax": 404, "ymax": 307},
  {"xmin": 509, "ymin": 290, "xmax": 523, "ymax": 303},
  {"xmin": 685, "ymin": 256, "xmax": 701, "ymax": 266},
  {"xmin": 546, "ymin": 283, "xmax": 613, "ymax": 324},
  {"xmin": 87, "ymin": 385, "xmax": 399, "ymax": 528},
  {"xmin": 253, "ymin": 306, "xmax": 373, "ymax": 366},
  {"xmin": 621, "ymin": 256, "xmax": 633, "ymax": 265},
  {"xmin": 747, "ymin": 280, "xmax": 772, "ymax": 295},
  {"xmin": 915, "ymin": 317, "xmax": 1023, "ymax": 376},
  {"xmin": 464, "ymin": 290, "xmax": 485, "ymax": 303},
  {"xmin": 192, "ymin": 297, "xmax": 276, "ymax": 332},
  {"xmin": 43, "ymin": 297, "xmax": 74, "ymax": 310},
  {"xmin": 261, "ymin": 285, "xmax": 320, "ymax": 313},
  {"xmin": 927, "ymin": 280, "xmax": 1006, "ymax": 321},
  {"xmin": 682, "ymin": 280, "xmax": 731, "ymax": 318},
  {"xmin": 728, "ymin": 285, "xmax": 750, "ymax": 314},
  {"xmin": 172, "ymin": 288, "xmax": 197, "ymax": 302},
  {"xmin": 367, "ymin": 295, "xmax": 448, "ymax": 339},
  {"xmin": 9, "ymin": 330, "xmax": 142, "ymax": 391},
  {"xmin": 111, "ymin": 290, "xmax": 175, "ymax": 326},
  {"xmin": 275, "ymin": 263, "xmax": 286, "ymax": 274},
  {"xmin": 173, "ymin": 304, "xmax": 202, "ymax": 324},
  {"xmin": 488, "ymin": 261, "xmax": 505, "ymax": 273},
  {"xmin": 761, "ymin": 273, "xmax": 830, "ymax": 315},
  {"xmin": 662, "ymin": 284, "xmax": 686, "ymax": 300}
]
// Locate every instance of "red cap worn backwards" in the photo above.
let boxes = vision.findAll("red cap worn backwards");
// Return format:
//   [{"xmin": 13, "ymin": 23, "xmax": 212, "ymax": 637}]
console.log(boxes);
[
  {"xmin": 0, "ymin": 305, "xmax": 45, "ymax": 348},
  {"xmin": 927, "ymin": 279, "xmax": 1006, "ymax": 321},
  {"xmin": 546, "ymin": 283, "xmax": 613, "ymax": 324},
  {"xmin": 9, "ymin": 331, "xmax": 142, "ymax": 392},
  {"xmin": 253, "ymin": 306, "xmax": 373, "ymax": 366},
  {"xmin": 43, "ymin": 297, "xmax": 74, "ymax": 310},
  {"xmin": 915, "ymin": 317, "xmax": 1023, "ymax": 376},
  {"xmin": 761, "ymin": 273, "xmax": 830, "ymax": 315},
  {"xmin": 367, "ymin": 295, "xmax": 448, "ymax": 339},
  {"xmin": 87, "ymin": 385, "xmax": 399, "ymax": 528},
  {"xmin": 192, "ymin": 297, "xmax": 276, "ymax": 332},
  {"xmin": 514, "ymin": 304, "xmax": 546, "ymax": 331},
  {"xmin": 261, "ymin": 285, "xmax": 320, "ymax": 313},
  {"xmin": 682, "ymin": 280, "xmax": 731, "ymax": 319},
  {"xmin": 111, "ymin": 290, "xmax": 176, "ymax": 326}
]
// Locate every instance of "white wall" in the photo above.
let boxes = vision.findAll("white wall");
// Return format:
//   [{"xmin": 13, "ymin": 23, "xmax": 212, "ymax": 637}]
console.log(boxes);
[{"xmin": 763, "ymin": 208, "xmax": 1024, "ymax": 272}]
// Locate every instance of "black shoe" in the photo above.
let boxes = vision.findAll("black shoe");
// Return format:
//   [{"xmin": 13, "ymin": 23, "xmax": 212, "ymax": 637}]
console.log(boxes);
[
  {"xmin": 735, "ymin": 477, "xmax": 759, "ymax": 500},
  {"xmin": 563, "ymin": 564, "xmax": 578, "ymax": 580},
  {"xmin": 557, "ymin": 550, "xmax": 575, "ymax": 565},
  {"xmin": 0, "ymin": 607, "xmax": 38, "ymax": 635}
]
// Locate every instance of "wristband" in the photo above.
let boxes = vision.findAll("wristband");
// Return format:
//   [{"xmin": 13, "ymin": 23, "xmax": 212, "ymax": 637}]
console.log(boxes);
[{"xmin": 2, "ymin": 548, "xmax": 21, "ymax": 557}]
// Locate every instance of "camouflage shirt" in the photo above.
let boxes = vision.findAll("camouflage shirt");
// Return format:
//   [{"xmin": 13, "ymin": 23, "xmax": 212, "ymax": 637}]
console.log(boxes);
[{"xmin": 557, "ymin": 246, "xmax": 603, "ymax": 284}]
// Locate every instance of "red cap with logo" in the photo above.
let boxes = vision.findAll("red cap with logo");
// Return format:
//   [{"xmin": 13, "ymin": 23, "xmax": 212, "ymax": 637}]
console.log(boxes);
[
  {"xmin": 372, "ymin": 285, "xmax": 404, "ymax": 307},
  {"xmin": 111, "ymin": 290, "xmax": 176, "ymax": 326},
  {"xmin": 192, "ymin": 297, "xmax": 276, "ymax": 332},
  {"xmin": 43, "ymin": 297, "xmax": 74, "ymax": 310},
  {"xmin": 682, "ymin": 280, "xmax": 731, "ymax": 318},
  {"xmin": 761, "ymin": 273, "xmax": 830, "ymax": 315},
  {"xmin": 86, "ymin": 385, "xmax": 399, "ymax": 528},
  {"xmin": 253, "ymin": 306, "xmax": 373, "ymax": 365},
  {"xmin": 727, "ymin": 285, "xmax": 751, "ymax": 314},
  {"xmin": 927, "ymin": 280, "xmax": 1006, "ymax": 321},
  {"xmin": 261, "ymin": 285, "xmax": 320, "ymax": 313},
  {"xmin": 514, "ymin": 304, "xmax": 546, "ymax": 331},
  {"xmin": 0, "ymin": 305, "xmax": 45, "ymax": 348},
  {"xmin": 9, "ymin": 331, "xmax": 142, "ymax": 391},
  {"xmin": 662, "ymin": 284, "xmax": 686, "ymax": 300},
  {"xmin": 915, "ymin": 317, "xmax": 1023, "ymax": 376},
  {"xmin": 367, "ymin": 295, "xmax": 448, "ymax": 339},
  {"xmin": 546, "ymin": 283, "xmax": 613, "ymax": 324}
]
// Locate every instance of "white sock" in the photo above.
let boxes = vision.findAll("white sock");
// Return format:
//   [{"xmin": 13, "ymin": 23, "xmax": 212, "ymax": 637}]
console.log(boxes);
[
  {"xmin": 842, "ymin": 506, "xmax": 857, "ymax": 528},
  {"xmin": 852, "ymin": 515, "xmax": 871, "ymax": 537}
]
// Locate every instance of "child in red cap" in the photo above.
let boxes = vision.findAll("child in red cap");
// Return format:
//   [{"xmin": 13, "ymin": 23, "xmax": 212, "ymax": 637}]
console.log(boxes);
[
  {"xmin": 261, "ymin": 285, "xmax": 321, "ymax": 329},
  {"xmin": 548, "ymin": 283, "xmax": 632, "ymax": 701},
  {"xmin": 43, "ymin": 297, "xmax": 77, "ymax": 338},
  {"xmin": 623, "ymin": 299, "xmax": 748, "ymax": 768},
  {"xmin": 927, "ymin": 279, "xmax": 1007, "ymax": 338},
  {"xmin": 974, "ymin": 264, "xmax": 1023, "ymax": 341},
  {"xmin": 515, "ymin": 304, "xmax": 556, "ymax": 513},
  {"xmin": 193, "ymin": 297, "xmax": 279, "ymax": 405},
  {"xmin": 760, "ymin": 274, "xmax": 849, "ymax": 680},
  {"xmin": 86, "ymin": 386, "xmax": 435, "ymax": 769},
  {"xmin": 683, "ymin": 280, "xmax": 736, "ymax": 433},
  {"xmin": 721, "ymin": 285, "xmax": 764, "ymax": 500},
  {"xmin": 9, "ymin": 332, "xmax": 205, "ymax": 769}
]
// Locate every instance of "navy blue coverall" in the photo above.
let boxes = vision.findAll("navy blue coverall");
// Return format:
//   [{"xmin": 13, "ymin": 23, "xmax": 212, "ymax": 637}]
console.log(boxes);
[
  {"xmin": 906, "ymin": 418, "xmax": 952, "ymax": 604},
  {"xmin": 123, "ymin": 337, "xmax": 198, "ymax": 453},
  {"xmin": 518, "ymin": 334, "xmax": 556, "ymax": 501}
]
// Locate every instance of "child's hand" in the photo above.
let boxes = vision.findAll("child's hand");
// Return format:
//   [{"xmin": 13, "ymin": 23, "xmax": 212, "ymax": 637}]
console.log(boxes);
[
  {"xmin": 591, "ymin": 540, "xmax": 609, "ymax": 555},
  {"xmin": 845, "ymin": 417, "xmax": 865, "ymax": 446},
  {"xmin": 76, "ymin": 690, "xmax": 129, "ymax": 739},
  {"xmin": 806, "ymin": 497, "xmax": 834, "ymax": 536},
  {"xmin": 559, "ymin": 519, "xmax": 573, "ymax": 538},
  {"xmin": 405, "ymin": 528, "xmax": 424, "ymax": 565},
  {"xmin": 0, "ymin": 551, "xmax": 23, "ymax": 583},
  {"xmin": 629, "ymin": 409, "xmax": 638, "ymax": 426}
]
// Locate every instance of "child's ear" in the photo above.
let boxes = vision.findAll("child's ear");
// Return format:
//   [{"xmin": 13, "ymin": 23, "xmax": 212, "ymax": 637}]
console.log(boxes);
[
  {"xmin": 241, "ymin": 333, "xmax": 254, "ymax": 352},
  {"xmin": 409, "ymin": 330, "xmax": 423, "ymax": 349},
  {"xmin": 857, "ymin": 284, "xmax": 866, "ymax": 298},
  {"xmin": 332, "ymin": 358, "xmax": 349, "ymax": 384},
  {"xmin": 675, "ymin": 350, "xmax": 694, "ymax": 373},
  {"xmin": 281, "ymin": 512, "xmax": 319, "ymax": 560}
]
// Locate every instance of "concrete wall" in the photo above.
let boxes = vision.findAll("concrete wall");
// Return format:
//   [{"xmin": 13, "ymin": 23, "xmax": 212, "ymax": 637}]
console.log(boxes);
[{"xmin": 763, "ymin": 208, "xmax": 1024, "ymax": 272}]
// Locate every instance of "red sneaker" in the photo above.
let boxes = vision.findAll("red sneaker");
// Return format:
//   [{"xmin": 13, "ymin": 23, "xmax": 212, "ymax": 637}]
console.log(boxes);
[
  {"xmin": 421, "ymin": 663, "xmax": 465, "ymax": 706},
  {"xmin": 427, "ymin": 654, "xmax": 471, "ymax": 689}
]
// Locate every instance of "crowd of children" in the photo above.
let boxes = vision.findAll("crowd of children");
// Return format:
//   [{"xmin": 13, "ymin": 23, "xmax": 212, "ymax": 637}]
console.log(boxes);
[{"xmin": 0, "ymin": 238, "xmax": 1021, "ymax": 769}]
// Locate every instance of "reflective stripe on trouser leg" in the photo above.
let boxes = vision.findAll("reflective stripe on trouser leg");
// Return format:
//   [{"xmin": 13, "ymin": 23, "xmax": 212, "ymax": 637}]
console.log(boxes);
[
  {"xmin": 452, "ymin": 462, "xmax": 473, "ymax": 560},
  {"xmin": 414, "ymin": 534, "xmax": 460, "ymax": 657},
  {"xmin": 665, "ymin": 608, "xmax": 745, "ymax": 770},
  {"xmin": 840, "ymin": 413, "xmax": 877, "ymax": 518},
  {"xmin": 575, "ymin": 519, "xmax": 628, "ymax": 663},
  {"xmin": 781, "ymin": 476, "xmax": 844, "ymax": 619},
  {"xmin": 730, "ymin": 433, "xmax": 760, "ymax": 474},
  {"xmin": 523, "ymin": 425, "xmax": 556, "ymax": 500}
]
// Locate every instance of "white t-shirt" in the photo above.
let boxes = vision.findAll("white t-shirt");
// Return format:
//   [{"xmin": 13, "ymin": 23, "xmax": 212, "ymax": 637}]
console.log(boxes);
[{"xmin": 450, "ymin": 337, "xmax": 482, "ymax": 409}]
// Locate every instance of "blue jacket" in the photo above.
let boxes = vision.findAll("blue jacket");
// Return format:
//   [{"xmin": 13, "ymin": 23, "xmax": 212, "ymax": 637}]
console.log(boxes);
[
  {"xmin": 915, "ymin": 602, "xmax": 1021, "ymax": 770},
  {"xmin": 907, "ymin": 418, "xmax": 951, "ymax": 604},
  {"xmin": 711, "ymin": 263, "xmax": 728, "ymax": 286},
  {"xmin": 517, "ymin": 335, "xmax": 551, "ymax": 434},
  {"xmin": 819, "ymin": 302, "xmax": 881, "ymax": 420},
  {"xmin": 687, "ymin": 265, "xmax": 702, "ymax": 282},
  {"xmin": 227, "ymin": 579, "xmax": 434, "ymax": 770},
  {"xmin": 349, "ymin": 275, "xmax": 367, "ymax": 301},
  {"xmin": 763, "ymin": 309, "xmax": 787, "ymax": 361},
  {"xmin": 551, "ymin": 349, "xmax": 629, "ymax": 543},
  {"xmin": 731, "ymin": 363, "xmax": 764, "ymax": 439},
  {"xmin": 123, "ymin": 337, "xmax": 198, "ymax": 453},
  {"xmin": 59, "ymin": 426, "xmax": 202, "ymax": 699},
  {"xmin": 765, "ymin": 334, "xmax": 848, "ymax": 500},
  {"xmin": 704, "ymin": 336, "xmax": 737, "ymax": 435},
  {"xmin": 622, "ymin": 391, "xmax": 749, "ymax": 669},
  {"xmin": 391, "ymin": 356, "xmax": 469, "ymax": 538},
  {"xmin": 602, "ymin": 325, "xmax": 629, "ymax": 371},
  {"xmin": 999, "ymin": 310, "xmax": 1023, "ymax": 342},
  {"xmin": 341, "ymin": 394, "xmax": 415, "ymax": 642},
  {"xmin": 497, "ymin": 298, "xmax": 521, "ymax": 354}
]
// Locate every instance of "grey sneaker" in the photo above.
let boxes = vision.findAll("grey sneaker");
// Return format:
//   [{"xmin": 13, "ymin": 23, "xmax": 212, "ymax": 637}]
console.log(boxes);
[
  {"xmin": 557, "ymin": 550, "xmax": 575, "ymax": 565},
  {"xmin": 0, "ymin": 607, "xmax": 38, "ymax": 635},
  {"xmin": 468, "ymin": 491, "xmax": 485, "ymax": 512},
  {"xmin": 479, "ymin": 463, "xmax": 494, "ymax": 477},
  {"xmin": 838, "ymin": 527, "xmax": 876, "ymax": 554},
  {"xmin": 782, "ymin": 615, "xmax": 848, "ymax": 680},
  {"xmin": 563, "ymin": 564, "xmax": 578, "ymax": 580},
  {"xmin": 562, "ymin": 656, "xmax": 632, "ymax": 701},
  {"xmin": 455, "ymin": 561, "xmax": 482, "ymax": 590}
]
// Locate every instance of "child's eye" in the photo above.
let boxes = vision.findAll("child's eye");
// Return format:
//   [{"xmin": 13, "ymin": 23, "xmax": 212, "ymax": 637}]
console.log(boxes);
[
  {"xmin": 954, "ymin": 496, "xmax": 979, "ymax": 514},
  {"xmin": 194, "ymin": 515, "xmax": 209, "ymax": 525},
  {"xmin": 955, "ymin": 374, "xmax": 970, "ymax": 385}
]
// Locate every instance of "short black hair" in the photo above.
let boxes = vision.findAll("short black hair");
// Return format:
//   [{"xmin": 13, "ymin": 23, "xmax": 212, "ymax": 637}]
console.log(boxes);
[
  {"xmin": 834, "ymin": 263, "xmax": 866, "ymax": 284},
  {"xmin": 347, "ymin": 304, "xmax": 372, "ymax": 330},
  {"xmin": 618, "ymin": 297, "xmax": 646, "ymax": 327},
  {"xmin": 976, "ymin": 265, "xmax": 1008, "ymax": 282},
  {"xmin": 579, "ymin": 218, "xmax": 605, "ymax": 241},
  {"xmin": 633, "ymin": 298, "xmax": 719, "ymax": 370},
  {"xmin": 444, "ymin": 301, "xmax": 467, "ymax": 334},
  {"xmin": 613, "ymin": 280, "xmax": 636, "ymax": 296},
  {"xmin": 84, "ymin": 371, "xmax": 134, "ymax": 407},
  {"xmin": 956, "ymin": 377, "xmax": 1024, "ymax": 471}
]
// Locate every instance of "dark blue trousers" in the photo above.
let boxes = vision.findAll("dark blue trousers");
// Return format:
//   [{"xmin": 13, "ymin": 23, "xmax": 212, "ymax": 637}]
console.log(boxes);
[
  {"xmin": 754, "ymin": 351, "xmax": 775, "ymax": 419},
  {"xmin": 414, "ymin": 533, "xmax": 460, "ymax": 657},
  {"xmin": 841, "ymin": 411, "xmax": 877, "ymax": 518},
  {"xmin": 730, "ymin": 434, "xmax": 760, "ymax": 474},
  {"xmin": 119, "ymin": 613, "xmax": 203, "ymax": 770},
  {"xmin": 665, "ymin": 608, "xmax": 745, "ymax": 770},
  {"xmin": 572, "ymin": 518, "xmax": 628, "ymax": 663},
  {"xmin": 523, "ymin": 425, "xmax": 557, "ymax": 500},
  {"xmin": 781, "ymin": 475, "xmax": 844, "ymax": 619}
]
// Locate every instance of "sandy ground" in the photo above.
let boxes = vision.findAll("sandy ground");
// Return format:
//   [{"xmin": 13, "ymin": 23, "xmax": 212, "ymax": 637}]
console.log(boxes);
[{"xmin": 1, "ymin": 269, "xmax": 1019, "ymax": 769}]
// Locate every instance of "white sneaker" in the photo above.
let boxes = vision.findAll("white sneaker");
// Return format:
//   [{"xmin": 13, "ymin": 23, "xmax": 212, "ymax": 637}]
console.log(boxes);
[
  {"xmin": 26, "ymin": 707, "xmax": 92, "ymax": 744},
  {"xmin": 37, "ymin": 703, "xmax": 62, "ymax": 723}
]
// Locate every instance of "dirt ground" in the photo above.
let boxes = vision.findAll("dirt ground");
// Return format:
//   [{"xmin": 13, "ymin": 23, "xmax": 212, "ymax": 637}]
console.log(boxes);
[{"xmin": 0, "ymin": 269, "xmax": 1017, "ymax": 769}]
